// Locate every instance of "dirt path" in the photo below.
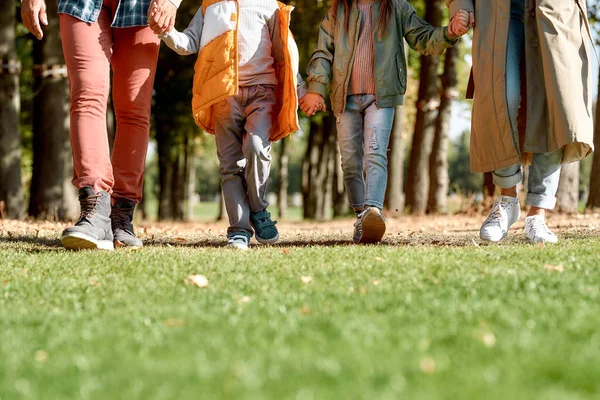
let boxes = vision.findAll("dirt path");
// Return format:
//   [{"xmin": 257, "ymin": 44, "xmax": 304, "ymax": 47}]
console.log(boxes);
[{"xmin": 2, "ymin": 213, "xmax": 599, "ymax": 248}]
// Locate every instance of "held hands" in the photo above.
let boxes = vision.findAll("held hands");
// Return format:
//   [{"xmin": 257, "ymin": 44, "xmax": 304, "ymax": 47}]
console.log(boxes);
[
  {"xmin": 299, "ymin": 93, "xmax": 327, "ymax": 117},
  {"xmin": 21, "ymin": 0, "xmax": 48, "ymax": 40},
  {"xmin": 148, "ymin": 0, "xmax": 177, "ymax": 35},
  {"xmin": 448, "ymin": 9, "xmax": 474, "ymax": 37}
]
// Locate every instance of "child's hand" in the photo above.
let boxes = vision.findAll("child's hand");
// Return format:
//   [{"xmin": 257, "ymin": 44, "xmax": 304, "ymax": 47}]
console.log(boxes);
[
  {"xmin": 299, "ymin": 93, "xmax": 326, "ymax": 117},
  {"xmin": 449, "ymin": 9, "xmax": 473, "ymax": 37}
]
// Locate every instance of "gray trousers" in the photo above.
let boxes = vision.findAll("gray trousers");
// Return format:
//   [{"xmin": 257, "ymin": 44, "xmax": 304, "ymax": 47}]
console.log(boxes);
[{"xmin": 213, "ymin": 85, "xmax": 274, "ymax": 234}]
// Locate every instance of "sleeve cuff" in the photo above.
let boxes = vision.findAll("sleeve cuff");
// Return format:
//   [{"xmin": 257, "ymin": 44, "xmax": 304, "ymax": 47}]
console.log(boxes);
[
  {"xmin": 443, "ymin": 27, "xmax": 459, "ymax": 45},
  {"xmin": 168, "ymin": 0, "xmax": 182, "ymax": 8},
  {"xmin": 307, "ymin": 81, "xmax": 327, "ymax": 97}
]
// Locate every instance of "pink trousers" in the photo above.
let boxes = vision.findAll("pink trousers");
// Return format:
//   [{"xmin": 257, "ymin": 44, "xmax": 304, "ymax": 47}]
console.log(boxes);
[{"xmin": 59, "ymin": 0, "xmax": 159, "ymax": 202}]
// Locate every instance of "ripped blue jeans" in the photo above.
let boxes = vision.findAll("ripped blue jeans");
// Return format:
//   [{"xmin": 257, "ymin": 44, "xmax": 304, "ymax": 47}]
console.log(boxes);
[{"xmin": 337, "ymin": 94, "xmax": 394, "ymax": 210}]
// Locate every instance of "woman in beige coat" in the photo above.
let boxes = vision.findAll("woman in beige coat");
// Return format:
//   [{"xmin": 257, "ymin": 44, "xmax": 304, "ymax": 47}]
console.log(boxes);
[{"xmin": 448, "ymin": 0, "xmax": 595, "ymax": 244}]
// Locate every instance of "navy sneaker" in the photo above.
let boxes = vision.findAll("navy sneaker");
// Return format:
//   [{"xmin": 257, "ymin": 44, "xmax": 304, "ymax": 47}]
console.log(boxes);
[
  {"xmin": 61, "ymin": 187, "xmax": 114, "ymax": 250},
  {"xmin": 249, "ymin": 209, "xmax": 279, "ymax": 244},
  {"xmin": 227, "ymin": 231, "xmax": 252, "ymax": 250},
  {"xmin": 111, "ymin": 198, "xmax": 143, "ymax": 248}
]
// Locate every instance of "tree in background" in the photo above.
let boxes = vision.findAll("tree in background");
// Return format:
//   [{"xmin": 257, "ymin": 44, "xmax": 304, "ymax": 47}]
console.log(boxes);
[
  {"xmin": 448, "ymin": 130, "xmax": 482, "ymax": 195},
  {"xmin": 0, "ymin": 0, "xmax": 24, "ymax": 219},
  {"xmin": 27, "ymin": 0, "xmax": 78, "ymax": 220},
  {"xmin": 385, "ymin": 106, "xmax": 405, "ymax": 215},
  {"xmin": 406, "ymin": 0, "xmax": 443, "ymax": 215},
  {"xmin": 277, "ymin": 137, "xmax": 289, "ymax": 219},
  {"xmin": 587, "ymin": 67, "xmax": 600, "ymax": 209},
  {"xmin": 428, "ymin": 44, "xmax": 458, "ymax": 214},
  {"xmin": 556, "ymin": 162, "xmax": 580, "ymax": 214},
  {"xmin": 153, "ymin": 3, "xmax": 199, "ymax": 221}
]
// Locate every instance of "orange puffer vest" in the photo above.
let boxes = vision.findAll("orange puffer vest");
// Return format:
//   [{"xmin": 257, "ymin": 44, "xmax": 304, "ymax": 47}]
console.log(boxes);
[{"xmin": 191, "ymin": 0, "xmax": 300, "ymax": 141}]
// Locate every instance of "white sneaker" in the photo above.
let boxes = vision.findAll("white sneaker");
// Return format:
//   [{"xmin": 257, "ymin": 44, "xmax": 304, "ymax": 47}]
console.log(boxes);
[
  {"xmin": 480, "ymin": 196, "xmax": 521, "ymax": 242},
  {"xmin": 524, "ymin": 215, "xmax": 558, "ymax": 244}
]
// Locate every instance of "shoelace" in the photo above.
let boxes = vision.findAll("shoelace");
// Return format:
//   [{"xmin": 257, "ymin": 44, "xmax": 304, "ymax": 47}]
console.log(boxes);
[
  {"xmin": 488, "ymin": 199, "xmax": 513, "ymax": 221},
  {"xmin": 80, "ymin": 195, "xmax": 101, "ymax": 220},
  {"xmin": 529, "ymin": 218, "xmax": 552, "ymax": 235},
  {"xmin": 111, "ymin": 207, "xmax": 133, "ymax": 232}
]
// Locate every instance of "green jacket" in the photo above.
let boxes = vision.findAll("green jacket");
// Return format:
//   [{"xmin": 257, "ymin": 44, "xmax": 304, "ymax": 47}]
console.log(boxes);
[{"xmin": 306, "ymin": 0, "xmax": 457, "ymax": 116}]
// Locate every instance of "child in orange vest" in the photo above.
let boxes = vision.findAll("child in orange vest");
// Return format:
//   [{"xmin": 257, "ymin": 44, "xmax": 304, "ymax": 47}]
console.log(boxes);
[{"xmin": 158, "ymin": 0, "xmax": 306, "ymax": 250}]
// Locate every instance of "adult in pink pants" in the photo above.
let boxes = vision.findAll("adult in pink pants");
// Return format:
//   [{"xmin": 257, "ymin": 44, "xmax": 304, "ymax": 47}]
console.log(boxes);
[{"xmin": 21, "ymin": 0, "xmax": 179, "ymax": 249}]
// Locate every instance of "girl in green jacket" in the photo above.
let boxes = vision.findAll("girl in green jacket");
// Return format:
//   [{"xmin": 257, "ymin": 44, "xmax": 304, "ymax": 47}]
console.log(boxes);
[{"xmin": 302, "ymin": 0, "xmax": 470, "ymax": 243}]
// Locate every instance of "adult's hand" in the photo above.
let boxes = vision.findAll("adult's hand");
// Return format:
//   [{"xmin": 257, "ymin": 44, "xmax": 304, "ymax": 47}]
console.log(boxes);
[
  {"xmin": 21, "ymin": 0, "xmax": 48, "ymax": 40},
  {"xmin": 148, "ymin": 0, "xmax": 176, "ymax": 35}
]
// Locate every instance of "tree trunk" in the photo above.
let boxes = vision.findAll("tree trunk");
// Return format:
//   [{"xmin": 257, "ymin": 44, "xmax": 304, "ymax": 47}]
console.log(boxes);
[
  {"xmin": 217, "ymin": 188, "xmax": 228, "ymax": 221},
  {"xmin": 405, "ymin": 0, "xmax": 443, "ymax": 215},
  {"xmin": 587, "ymin": 69, "xmax": 600, "ymax": 209},
  {"xmin": 170, "ymin": 147, "xmax": 185, "ymax": 220},
  {"xmin": 156, "ymin": 126, "xmax": 175, "ymax": 220},
  {"xmin": 333, "ymin": 143, "xmax": 349, "ymax": 217},
  {"xmin": 277, "ymin": 137, "xmax": 289, "ymax": 219},
  {"xmin": 302, "ymin": 114, "xmax": 336, "ymax": 220},
  {"xmin": 28, "ymin": 0, "xmax": 78, "ymax": 221},
  {"xmin": 556, "ymin": 162, "xmax": 579, "ymax": 214},
  {"xmin": 385, "ymin": 105, "xmax": 405, "ymax": 216},
  {"xmin": 0, "ymin": 0, "xmax": 24, "ymax": 219},
  {"xmin": 183, "ymin": 135, "xmax": 196, "ymax": 221},
  {"xmin": 428, "ymin": 45, "xmax": 458, "ymax": 214}
]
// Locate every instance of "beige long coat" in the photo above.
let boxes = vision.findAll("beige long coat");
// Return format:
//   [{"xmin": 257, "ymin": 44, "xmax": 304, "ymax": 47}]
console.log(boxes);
[{"xmin": 448, "ymin": 0, "xmax": 594, "ymax": 173}]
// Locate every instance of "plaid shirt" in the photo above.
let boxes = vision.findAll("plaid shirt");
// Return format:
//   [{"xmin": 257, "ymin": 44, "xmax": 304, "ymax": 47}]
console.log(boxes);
[{"xmin": 58, "ymin": 0, "xmax": 151, "ymax": 27}]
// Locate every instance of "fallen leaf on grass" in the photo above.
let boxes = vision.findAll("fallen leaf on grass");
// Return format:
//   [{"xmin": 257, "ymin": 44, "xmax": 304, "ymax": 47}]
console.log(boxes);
[
  {"xmin": 482, "ymin": 332, "xmax": 496, "ymax": 348},
  {"xmin": 543, "ymin": 264, "xmax": 564, "ymax": 272},
  {"xmin": 185, "ymin": 274, "xmax": 209, "ymax": 288},
  {"xmin": 282, "ymin": 248, "xmax": 291, "ymax": 255},
  {"xmin": 375, "ymin": 257, "xmax": 385, "ymax": 262},
  {"xmin": 301, "ymin": 276, "xmax": 313, "ymax": 284},
  {"xmin": 238, "ymin": 296, "xmax": 251, "ymax": 304},
  {"xmin": 164, "ymin": 319, "xmax": 184, "ymax": 327},
  {"xmin": 536, "ymin": 242, "xmax": 544, "ymax": 249},
  {"xmin": 359, "ymin": 287, "xmax": 368, "ymax": 295},
  {"xmin": 173, "ymin": 237, "xmax": 188, "ymax": 243},
  {"xmin": 300, "ymin": 306, "xmax": 311, "ymax": 315},
  {"xmin": 372, "ymin": 280, "xmax": 380, "ymax": 286},
  {"xmin": 35, "ymin": 350, "xmax": 48, "ymax": 362},
  {"xmin": 420, "ymin": 357, "xmax": 436, "ymax": 374},
  {"xmin": 88, "ymin": 278, "xmax": 100, "ymax": 286}
]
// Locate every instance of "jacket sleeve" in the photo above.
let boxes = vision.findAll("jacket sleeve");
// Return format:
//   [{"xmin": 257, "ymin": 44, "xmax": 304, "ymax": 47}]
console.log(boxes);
[
  {"xmin": 297, "ymin": 73, "xmax": 308, "ymax": 99},
  {"xmin": 269, "ymin": 10, "xmax": 285, "ymax": 63},
  {"xmin": 446, "ymin": 0, "xmax": 474, "ymax": 19},
  {"xmin": 305, "ymin": 7, "xmax": 336, "ymax": 97},
  {"xmin": 159, "ymin": 7, "xmax": 204, "ymax": 56},
  {"xmin": 400, "ymin": 1, "xmax": 456, "ymax": 56}
]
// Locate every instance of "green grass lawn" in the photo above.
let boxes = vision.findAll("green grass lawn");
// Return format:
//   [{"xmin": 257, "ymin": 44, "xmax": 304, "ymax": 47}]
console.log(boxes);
[{"xmin": 1, "ymin": 232, "xmax": 599, "ymax": 399}]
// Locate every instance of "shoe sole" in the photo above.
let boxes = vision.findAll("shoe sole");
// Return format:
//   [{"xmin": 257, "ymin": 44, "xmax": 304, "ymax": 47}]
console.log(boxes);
[
  {"xmin": 255, "ymin": 233, "xmax": 279, "ymax": 245},
  {"xmin": 114, "ymin": 240, "xmax": 143, "ymax": 249},
  {"xmin": 360, "ymin": 209, "xmax": 386, "ymax": 244},
  {"xmin": 62, "ymin": 232, "xmax": 114, "ymax": 251},
  {"xmin": 479, "ymin": 231, "xmax": 507, "ymax": 243},
  {"xmin": 227, "ymin": 243, "xmax": 249, "ymax": 251}
]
